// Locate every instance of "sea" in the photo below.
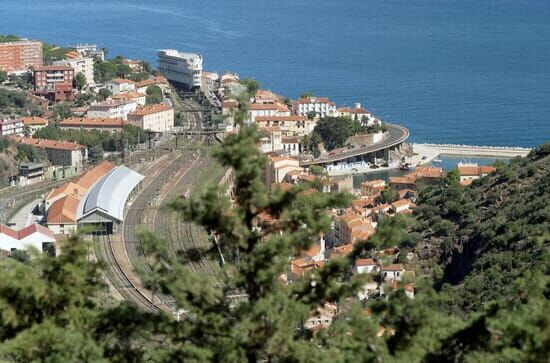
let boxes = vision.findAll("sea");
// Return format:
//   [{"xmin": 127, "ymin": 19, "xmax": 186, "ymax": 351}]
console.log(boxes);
[{"xmin": 1, "ymin": 0, "xmax": 549, "ymax": 147}]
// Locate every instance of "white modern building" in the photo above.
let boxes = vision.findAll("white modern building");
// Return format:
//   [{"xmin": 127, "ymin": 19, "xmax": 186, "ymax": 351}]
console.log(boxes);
[
  {"xmin": 297, "ymin": 97, "xmax": 336, "ymax": 119},
  {"xmin": 127, "ymin": 103, "xmax": 174, "ymax": 133},
  {"xmin": 87, "ymin": 99, "xmax": 137, "ymax": 120},
  {"xmin": 0, "ymin": 223, "xmax": 56, "ymax": 253},
  {"xmin": 0, "ymin": 118, "xmax": 24, "ymax": 136},
  {"xmin": 104, "ymin": 79, "xmax": 136, "ymax": 95},
  {"xmin": 158, "ymin": 49, "xmax": 202, "ymax": 90},
  {"xmin": 54, "ymin": 57, "xmax": 95, "ymax": 87}
]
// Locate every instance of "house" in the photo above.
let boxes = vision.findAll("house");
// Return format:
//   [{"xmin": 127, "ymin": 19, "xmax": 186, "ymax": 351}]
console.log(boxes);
[
  {"xmin": 10, "ymin": 137, "xmax": 87, "ymax": 170},
  {"xmin": 0, "ymin": 223, "xmax": 56, "ymax": 253},
  {"xmin": 247, "ymin": 102, "xmax": 291, "ymax": 124},
  {"xmin": 296, "ymin": 96, "xmax": 336, "ymax": 118},
  {"xmin": 0, "ymin": 118, "xmax": 24, "ymax": 136},
  {"xmin": 339, "ymin": 213, "xmax": 375, "ymax": 245},
  {"xmin": 355, "ymin": 258, "xmax": 377, "ymax": 274},
  {"xmin": 112, "ymin": 91, "xmax": 147, "ymax": 106},
  {"xmin": 127, "ymin": 103, "xmax": 174, "ymax": 133},
  {"xmin": 121, "ymin": 59, "xmax": 143, "ymax": 72},
  {"xmin": 390, "ymin": 199, "xmax": 413, "ymax": 214},
  {"xmin": 380, "ymin": 264, "xmax": 405, "ymax": 282},
  {"xmin": 87, "ymin": 99, "xmax": 137, "ymax": 120},
  {"xmin": 254, "ymin": 115, "xmax": 315, "ymax": 136},
  {"xmin": 281, "ymin": 135, "xmax": 301, "ymax": 156},
  {"xmin": 59, "ymin": 117, "xmax": 125, "ymax": 133},
  {"xmin": 360, "ymin": 179, "xmax": 386, "ymax": 197},
  {"xmin": 17, "ymin": 162, "xmax": 44, "ymax": 186},
  {"xmin": 104, "ymin": 78, "xmax": 136, "ymax": 95},
  {"xmin": 262, "ymin": 155, "xmax": 302, "ymax": 186},
  {"xmin": 335, "ymin": 103, "xmax": 376, "ymax": 125},
  {"xmin": 290, "ymin": 258, "xmax": 324, "ymax": 278},
  {"xmin": 258, "ymin": 127, "xmax": 283, "ymax": 154},
  {"xmin": 21, "ymin": 116, "xmax": 48, "ymax": 136},
  {"xmin": 135, "ymin": 76, "xmax": 170, "ymax": 94},
  {"xmin": 304, "ymin": 302, "xmax": 338, "ymax": 331},
  {"xmin": 458, "ymin": 163, "xmax": 497, "ymax": 186}
]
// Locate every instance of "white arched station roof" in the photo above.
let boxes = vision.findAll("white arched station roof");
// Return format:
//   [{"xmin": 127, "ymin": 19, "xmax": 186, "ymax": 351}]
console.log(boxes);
[{"xmin": 77, "ymin": 166, "xmax": 144, "ymax": 223}]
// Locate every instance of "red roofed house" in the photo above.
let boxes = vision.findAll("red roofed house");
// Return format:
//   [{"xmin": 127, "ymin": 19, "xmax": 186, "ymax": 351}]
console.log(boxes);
[
  {"xmin": 21, "ymin": 116, "xmax": 48, "ymax": 136},
  {"xmin": 247, "ymin": 102, "xmax": 291, "ymax": 124},
  {"xmin": 0, "ymin": 223, "xmax": 56, "ymax": 253},
  {"xmin": 59, "ymin": 117, "xmax": 126, "ymax": 133},
  {"xmin": 380, "ymin": 264, "xmax": 405, "ymax": 282},
  {"xmin": 355, "ymin": 258, "xmax": 378, "ymax": 274},
  {"xmin": 335, "ymin": 102, "xmax": 376, "ymax": 125},
  {"xmin": 127, "ymin": 103, "xmax": 174, "ymax": 132},
  {"xmin": 458, "ymin": 163, "xmax": 497, "ymax": 185},
  {"xmin": 262, "ymin": 155, "xmax": 302, "ymax": 186},
  {"xmin": 10, "ymin": 136, "xmax": 87, "ymax": 170}
]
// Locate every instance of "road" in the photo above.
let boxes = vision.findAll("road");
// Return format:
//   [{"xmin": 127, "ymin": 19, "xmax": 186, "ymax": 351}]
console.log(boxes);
[{"xmin": 300, "ymin": 123, "xmax": 409, "ymax": 166}]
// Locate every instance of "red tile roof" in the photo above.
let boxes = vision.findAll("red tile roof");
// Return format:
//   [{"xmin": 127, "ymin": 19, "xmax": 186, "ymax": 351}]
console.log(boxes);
[
  {"xmin": 11, "ymin": 136, "xmax": 86, "ymax": 151},
  {"xmin": 60, "ymin": 117, "xmax": 125, "ymax": 128},
  {"xmin": 128, "ymin": 103, "xmax": 172, "ymax": 116}
]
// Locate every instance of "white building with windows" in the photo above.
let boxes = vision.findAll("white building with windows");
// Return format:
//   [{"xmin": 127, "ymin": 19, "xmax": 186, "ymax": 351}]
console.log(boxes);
[
  {"xmin": 0, "ymin": 118, "xmax": 24, "ymax": 136},
  {"xmin": 104, "ymin": 79, "xmax": 136, "ymax": 95},
  {"xmin": 87, "ymin": 99, "xmax": 137, "ymax": 120},
  {"xmin": 54, "ymin": 57, "xmax": 95, "ymax": 87},
  {"xmin": 158, "ymin": 49, "xmax": 202, "ymax": 90},
  {"xmin": 297, "ymin": 96, "xmax": 336, "ymax": 118}
]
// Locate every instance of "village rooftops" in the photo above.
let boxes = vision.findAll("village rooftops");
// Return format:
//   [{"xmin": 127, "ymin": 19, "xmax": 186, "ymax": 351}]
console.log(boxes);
[
  {"xmin": 135, "ymin": 76, "xmax": 168, "ymax": 88},
  {"xmin": 255, "ymin": 115, "xmax": 307, "ymax": 122},
  {"xmin": 34, "ymin": 65, "xmax": 73, "ymax": 71},
  {"xmin": 59, "ymin": 117, "xmax": 125, "ymax": 128},
  {"xmin": 356, "ymin": 258, "xmax": 377, "ymax": 266},
  {"xmin": 11, "ymin": 136, "xmax": 86, "ymax": 151},
  {"xmin": 21, "ymin": 117, "xmax": 47, "ymax": 125},
  {"xmin": 248, "ymin": 103, "xmax": 290, "ymax": 112},
  {"xmin": 297, "ymin": 96, "xmax": 331, "ymax": 104},
  {"xmin": 89, "ymin": 99, "xmax": 136, "ymax": 109},
  {"xmin": 221, "ymin": 100, "xmax": 238, "ymax": 108},
  {"xmin": 128, "ymin": 103, "xmax": 172, "ymax": 116},
  {"xmin": 380, "ymin": 264, "xmax": 404, "ymax": 272},
  {"xmin": 112, "ymin": 91, "xmax": 146, "ymax": 100},
  {"xmin": 336, "ymin": 106, "xmax": 370, "ymax": 114}
]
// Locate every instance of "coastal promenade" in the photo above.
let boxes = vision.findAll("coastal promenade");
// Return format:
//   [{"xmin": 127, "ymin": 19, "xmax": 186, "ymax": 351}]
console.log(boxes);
[{"xmin": 412, "ymin": 143, "xmax": 531, "ymax": 162}]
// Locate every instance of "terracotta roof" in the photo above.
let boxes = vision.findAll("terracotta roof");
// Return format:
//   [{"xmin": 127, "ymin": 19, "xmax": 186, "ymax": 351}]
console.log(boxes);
[
  {"xmin": 65, "ymin": 51, "xmax": 81, "ymax": 59},
  {"xmin": 75, "ymin": 160, "xmax": 116, "ymax": 189},
  {"xmin": 89, "ymin": 99, "xmax": 135, "ymax": 109},
  {"xmin": 415, "ymin": 166, "xmax": 444, "ymax": 179},
  {"xmin": 389, "ymin": 176, "xmax": 415, "ymax": 185},
  {"xmin": 336, "ymin": 107, "xmax": 370, "ymax": 114},
  {"xmin": 333, "ymin": 244, "xmax": 354, "ymax": 255},
  {"xmin": 47, "ymin": 195, "xmax": 80, "ymax": 224},
  {"xmin": 11, "ymin": 136, "xmax": 86, "ymax": 151},
  {"xmin": 356, "ymin": 258, "xmax": 377, "ymax": 266},
  {"xmin": 362, "ymin": 179, "xmax": 386, "ymax": 188},
  {"xmin": 60, "ymin": 117, "xmax": 125, "ymax": 128},
  {"xmin": 297, "ymin": 97, "xmax": 331, "ymax": 104},
  {"xmin": 480, "ymin": 165, "xmax": 497, "ymax": 174},
  {"xmin": 249, "ymin": 103, "xmax": 283, "ymax": 111},
  {"xmin": 107, "ymin": 78, "xmax": 136, "ymax": 85},
  {"xmin": 458, "ymin": 166, "xmax": 480, "ymax": 176},
  {"xmin": 0, "ymin": 223, "xmax": 54, "ymax": 240},
  {"xmin": 391, "ymin": 199, "xmax": 410, "ymax": 208},
  {"xmin": 34, "ymin": 65, "xmax": 73, "ymax": 71},
  {"xmin": 302, "ymin": 244, "xmax": 321, "ymax": 258},
  {"xmin": 221, "ymin": 100, "xmax": 238, "ymax": 108},
  {"xmin": 128, "ymin": 103, "xmax": 172, "ymax": 116},
  {"xmin": 21, "ymin": 117, "xmax": 48, "ymax": 126},
  {"xmin": 112, "ymin": 91, "xmax": 146, "ymax": 100},
  {"xmin": 135, "ymin": 76, "xmax": 168, "ymax": 88},
  {"xmin": 255, "ymin": 115, "xmax": 308, "ymax": 122},
  {"xmin": 380, "ymin": 264, "xmax": 404, "ymax": 272}
]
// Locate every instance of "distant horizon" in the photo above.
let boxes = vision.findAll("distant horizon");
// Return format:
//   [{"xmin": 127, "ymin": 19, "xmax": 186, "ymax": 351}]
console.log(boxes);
[{"xmin": 1, "ymin": 0, "xmax": 549, "ymax": 147}]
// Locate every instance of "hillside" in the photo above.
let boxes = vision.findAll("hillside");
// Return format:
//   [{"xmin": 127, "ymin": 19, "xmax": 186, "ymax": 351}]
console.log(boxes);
[{"xmin": 413, "ymin": 144, "xmax": 550, "ymax": 315}]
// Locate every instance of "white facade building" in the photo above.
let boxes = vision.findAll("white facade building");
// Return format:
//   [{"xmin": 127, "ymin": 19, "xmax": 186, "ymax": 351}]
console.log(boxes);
[
  {"xmin": 158, "ymin": 49, "xmax": 202, "ymax": 90},
  {"xmin": 104, "ymin": 79, "xmax": 136, "ymax": 95},
  {"xmin": 54, "ymin": 57, "xmax": 95, "ymax": 87},
  {"xmin": 87, "ymin": 99, "xmax": 137, "ymax": 120},
  {"xmin": 0, "ymin": 224, "xmax": 56, "ymax": 253},
  {"xmin": 297, "ymin": 97, "xmax": 336, "ymax": 118},
  {"xmin": 0, "ymin": 118, "xmax": 24, "ymax": 136},
  {"xmin": 127, "ymin": 104, "xmax": 174, "ymax": 133}
]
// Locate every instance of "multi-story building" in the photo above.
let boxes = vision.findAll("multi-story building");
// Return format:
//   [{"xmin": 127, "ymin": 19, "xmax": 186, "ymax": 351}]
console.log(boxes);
[
  {"xmin": 254, "ymin": 115, "xmax": 315, "ymax": 136},
  {"xmin": 33, "ymin": 65, "xmax": 75, "ymax": 102},
  {"xmin": 112, "ymin": 91, "xmax": 146, "ymax": 106},
  {"xmin": 11, "ymin": 137, "xmax": 87, "ymax": 170},
  {"xmin": 127, "ymin": 103, "xmax": 174, "ymax": 133},
  {"xmin": 87, "ymin": 99, "xmax": 137, "ymax": 120},
  {"xmin": 59, "ymin": 117, "xmax": 125, "ymax": 133},
  {"xmin": 54, "ymin": 57, "xmax": 95, "ymax": 87},
  {"xmin": 158, "ymin": 49, "xmax": 202, "ymax": 90},
  {"xmin": 0, "ymin": 118, "xmax": 24, "ymax": 136},
  {"xmin": 0, "ymin": 40, "xmax": 43, "ymax": 74},
  {"xmin": 104, "ymin": 78, "xmax": 136, "ymax": 95},
  {"xmin": 21, "ymin": 117, "xmax": 48, "ymax": 136},
  {"xmin": 247, "ymin": 102, "xmax": 291, "ymax": 124},
  {"xmin": 69, "ymin": 43, "xmax": 104, "ymax": 61},
  {"xmin": 297, "ymin": 96, "xmax": 336, "ymax": 118},
  {"xmin": 335, "ymin": 103, "xmax": 376, "ymax": 125}
]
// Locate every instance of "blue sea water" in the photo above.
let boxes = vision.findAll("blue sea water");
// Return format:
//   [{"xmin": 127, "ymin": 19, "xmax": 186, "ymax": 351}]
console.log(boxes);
[{"xmin": 1, "ymin": 0, "xmax": 549, "ymax": 147}]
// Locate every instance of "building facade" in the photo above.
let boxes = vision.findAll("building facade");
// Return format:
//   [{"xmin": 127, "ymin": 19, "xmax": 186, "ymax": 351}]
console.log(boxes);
[
  {"xmin": 158, "ymin": 49, "xmax": 202, "ymax": 90},
  {"xmin": 0, "ymin": 118, "xmax": 24, "ymax": 136},
  {"xmin": 21, "ymin": 117, "xmax": 48, "ymax": 136},
  {"xmin": 297, "ymin": 97, "xmax": 336, "ymax": 118},
  {"xmin": 104, "ymin": 79, "xmax": 136, "ymax": 95},
  {"xmin": 54, "ymin": 57, "xmax": 95, "ymax": 87},
  {"xmin": 87, "ymin": 99, "xmax": 137, "ymax": 120},
  {"xmin": 0, "ymin": 40, "xmax": 43, "ymax": 74},
  {"xmin": 33, "ymin": 65, "xmax": 75, "ymax": 102},
  {"xmin": 127, "ymin": 104, "xmax": 174, "ymax": 133},
  {"xmin": 11, "ymin": 137, "xmax": 87, "ymax": 170},
  {"xmin": 59, "ymin": 117, "xmax": 125, "ymax": 133}
]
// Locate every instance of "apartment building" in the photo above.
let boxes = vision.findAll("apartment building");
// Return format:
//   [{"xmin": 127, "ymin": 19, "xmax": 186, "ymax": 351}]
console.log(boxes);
[
  {"xmin": 127, "ymin": 103, "xmax": 174, "ymax": 133},
  {"xmin": 54, "ymin": 57, "xmax": 95, "ymax": 87},
  {"xmin": 87, "ymin": 99, "xmax": 137, "ymax": 120},
  {"xmin": 254, "ymin": 115, "xmax": 314, "ymax": 136},
  {"xmin": 33, "ymin": 65, "xmax": 75, "ymax": 102},
  {"xmin": 0, "ymin": 40, "xmax": 43, "ymax": 73},
  {"xmin": 21, "ymin": 117, "xmax": 48, "ymax": 136},
  {"xmin": 104, "ymin": 78, "xmax": 136, "ymax": 95},
  {"xmin": 297, "ymin": 96, "xmax": 336, "ymax": 118},
  {"xmin": 158, "ymin": 49, "xmax": 202, "ymax": 90},
  {"xmin": 0, "ymin": 118, "xmax": 24, "ymax": 136},
  {"xmin": 247, "ymin": 102, "xmax": 291, "ymax": 124}
]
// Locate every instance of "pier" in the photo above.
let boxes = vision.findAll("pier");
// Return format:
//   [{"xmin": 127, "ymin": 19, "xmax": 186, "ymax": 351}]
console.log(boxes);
[{"xmin": 412, "ymin": 143, "xmax": 531, "ymax": 163}]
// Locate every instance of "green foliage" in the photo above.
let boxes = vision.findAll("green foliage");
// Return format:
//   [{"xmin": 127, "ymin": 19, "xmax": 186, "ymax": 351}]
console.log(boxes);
[
  {"xmin": 240, "ymin": 78, "xmax": 260, "ymax": 96},
  {"xmin": 313, "ymin": 116, "xmax": 356, "ymax": 151},
  {"xmin": 0, "ymin": 136, "xmax": 13, "ymax": 152},
  {"xmin": 309, "ymin": 165, "xmax": 327, "ymax": 177},
  {"xmin": 378, "ymin": 185, "xmax": 398, "ymax": 204},
  {"xmin": 300, "ymin": 92, "xmax": 314, "ymax": 98},
  {"xmin": 94, "ymin": 58, "xmax": 133, "ymax": 83},
  {"xmin": 43, "ymin": 43, "xmax": 72, "ymax": 64},
  {"xmin": 97, "ymin": 88, "xmax": 112, "ymax": 101},
  {"xmin": 0, "ymin": 70, "xmax": 7, "ymax": 83},
  {"xmin": 0, "ymin": 34, "xmax": 20, "ymax": 43},
  {"xmin": 74, "ymin": 72, "xmax": 87, "ymax": 90},
  {"xmin": 145, "ymin": 85, "xmax": 163, "ymax": 105},
  {"xmin": 88, "ymin": 145, "xmax": 104, "ymax": 164},
  {"xmin": 33, "ymin": 124, "xmax": 143, "ymax": 152},
  {"xmin": 51, "ymin": 103, "xmax": 72, "ymax": 120},
  {"xmin": 0, "ymin": 89, "xmax": 33, "ymax": 115},
  {"xmin": 74, "ymin": 92, "xmax": 95, "ymax": 107},
  {"xmin": 16, "ymin": 143, "xmax": 47, "ymax": 162}
]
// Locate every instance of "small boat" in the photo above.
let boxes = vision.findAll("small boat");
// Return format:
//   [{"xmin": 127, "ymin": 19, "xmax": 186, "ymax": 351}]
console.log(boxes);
[{"xmin": 432, "ymin": 158, "xmax": 442, "ymax": 163}]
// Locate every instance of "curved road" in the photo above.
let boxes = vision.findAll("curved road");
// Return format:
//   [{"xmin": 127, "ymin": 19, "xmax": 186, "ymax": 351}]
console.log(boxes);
[{"xmin": 300, "ymin": 123, "xmax": 409, "ymax": 166}]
